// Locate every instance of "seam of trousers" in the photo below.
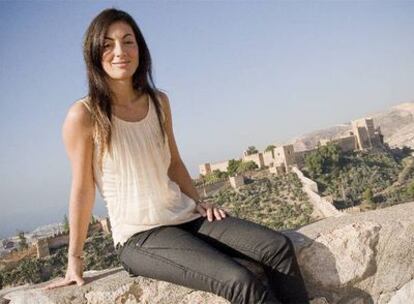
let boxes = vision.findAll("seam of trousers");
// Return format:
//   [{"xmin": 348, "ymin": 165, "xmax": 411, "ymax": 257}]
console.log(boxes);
[
  {"xmin": 218, "ymin": 237, "xmax": 263, "ymax": 260},
  {"xmin": 132, "ymin": 246, "xmax": 228, "ymax": 286},
  {"xmin": 223, "ymin": 235, "xmax": 293, "ymax": 271}
]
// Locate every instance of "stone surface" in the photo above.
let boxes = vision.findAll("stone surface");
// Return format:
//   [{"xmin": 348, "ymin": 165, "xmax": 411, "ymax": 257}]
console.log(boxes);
[
  {"xmin": 1, "ymin": 201, "xmax": 414, "ymax": 304},
  {"xmin": 295, "ymin": 201, "xmax": 414, "ymax": 304},
  {"xmin": 299, "ymin": 222, "xmax": 381, "ymax": 288},
  {"xmin": 387, "ymin": 279, "xmax": 414, "ymax": 304}
]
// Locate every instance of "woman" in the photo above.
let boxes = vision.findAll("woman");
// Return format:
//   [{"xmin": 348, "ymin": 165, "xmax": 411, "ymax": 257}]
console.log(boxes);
[{"xmin": 45, "ymin": 8, "xmax": 310, "ymax": 304}]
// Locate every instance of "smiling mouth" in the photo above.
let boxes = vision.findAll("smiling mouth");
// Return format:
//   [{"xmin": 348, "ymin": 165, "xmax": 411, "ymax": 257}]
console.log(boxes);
[{"xmin": 113, "ymin": 61, "xmax": 130, "ymax": 64}]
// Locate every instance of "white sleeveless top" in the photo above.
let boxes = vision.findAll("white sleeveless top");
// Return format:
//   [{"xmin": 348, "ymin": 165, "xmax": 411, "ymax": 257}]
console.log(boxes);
[{"xmin": 76, "ymin": 94, "xmax": 202, "ymax": 247}]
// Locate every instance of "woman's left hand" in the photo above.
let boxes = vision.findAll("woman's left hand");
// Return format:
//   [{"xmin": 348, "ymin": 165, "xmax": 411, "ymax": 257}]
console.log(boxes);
[{"xmin": 195, "ymin": 200, "xmax": 228, "ymax": 222}]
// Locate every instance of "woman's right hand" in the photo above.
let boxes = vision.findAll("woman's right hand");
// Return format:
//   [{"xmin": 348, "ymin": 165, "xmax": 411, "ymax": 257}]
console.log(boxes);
[{"xmin": 42, "ymin": 256, "xmax": 85, "ymax": 290}]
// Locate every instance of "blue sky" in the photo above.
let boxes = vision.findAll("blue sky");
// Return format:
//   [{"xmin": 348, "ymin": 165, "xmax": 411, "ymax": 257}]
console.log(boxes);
[{"xmin": 1, "ymin": 0, "xmax": 413, "ymax": 238}]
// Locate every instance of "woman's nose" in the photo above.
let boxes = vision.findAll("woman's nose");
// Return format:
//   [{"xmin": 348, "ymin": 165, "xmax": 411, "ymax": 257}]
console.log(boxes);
[{"xmin": 114, "ymin": 41, "xmax": 126, "ymax": 56}]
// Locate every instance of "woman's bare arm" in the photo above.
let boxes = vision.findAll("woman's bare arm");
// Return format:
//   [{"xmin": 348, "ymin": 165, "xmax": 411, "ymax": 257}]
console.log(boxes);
[
  {"xmin": 44, "ymin": 100, "xmax": 95, "ymax": 289},
  {"xmin": 157, "ymin": 92, "xmax": 199, "ymax": 200},
  {"xmin": 157, "ymin": 91, "xmax": 227, "ymax": 221},
  {"xmin": 64, "ymin": 101, "xmax": 96, "ymax": 257}
]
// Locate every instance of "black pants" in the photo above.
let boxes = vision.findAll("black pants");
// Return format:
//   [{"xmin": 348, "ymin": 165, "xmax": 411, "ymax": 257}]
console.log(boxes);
[{"xmin": 116, "ymin": 214, "xmax": 310, "ymax": 304}]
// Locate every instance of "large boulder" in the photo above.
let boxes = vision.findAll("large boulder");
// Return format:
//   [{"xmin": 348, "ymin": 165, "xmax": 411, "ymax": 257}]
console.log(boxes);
[
  {"xmin": 291, "ymin": 201, "xmax": 414, "ymax": 304},
  {"xmin": 1, "ymin": 201, "xmax": 413, "ymax": 304}
]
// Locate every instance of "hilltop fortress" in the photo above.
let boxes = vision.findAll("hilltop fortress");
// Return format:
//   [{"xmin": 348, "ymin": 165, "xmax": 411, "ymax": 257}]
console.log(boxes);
[{"xmin": 199, "ymin": 117, "xmax": 384, "ymax": 176}]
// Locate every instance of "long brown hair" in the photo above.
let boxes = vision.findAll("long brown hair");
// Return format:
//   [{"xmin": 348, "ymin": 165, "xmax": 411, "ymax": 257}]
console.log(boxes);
[{"xmin": 82, "ymin": 7, "xmax": 167, "ymax": 173}]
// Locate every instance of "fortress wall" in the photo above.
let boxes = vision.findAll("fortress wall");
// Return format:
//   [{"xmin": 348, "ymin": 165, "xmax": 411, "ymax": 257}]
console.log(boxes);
[{"xmin": 292, "ymin": 166, "xmax": 343, "ymax": 218}]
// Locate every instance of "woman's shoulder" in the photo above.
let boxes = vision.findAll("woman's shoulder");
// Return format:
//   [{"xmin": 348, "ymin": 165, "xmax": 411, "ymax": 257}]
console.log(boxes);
[
  {"xmin": 65, "ymin": 96, "xmax": 94, "ymax": 131},
  {"xmin": 154, "ymin": 89, "xmax": 170, "ymax": 120},
  {"xmin": 73, "ymin": 95, "xmax": 92, "ymax": 112},
  {"xmin": 155, "ymin": 89, "xmax": 167, "ymax": 99}
]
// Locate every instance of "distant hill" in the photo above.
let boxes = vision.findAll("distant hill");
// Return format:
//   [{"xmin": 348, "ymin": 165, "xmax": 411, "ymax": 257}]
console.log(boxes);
[{"xmin": 285, "ymin": 101, "xmax": 414, "ymax": 151}]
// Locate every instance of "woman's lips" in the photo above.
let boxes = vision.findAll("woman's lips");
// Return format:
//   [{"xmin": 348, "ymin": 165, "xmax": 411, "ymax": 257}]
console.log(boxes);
[{"xmin": 113, "ymin": 61, "xmax": 130, "ymax": 68}]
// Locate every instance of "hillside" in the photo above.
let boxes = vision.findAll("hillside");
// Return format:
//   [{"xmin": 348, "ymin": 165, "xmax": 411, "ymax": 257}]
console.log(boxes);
[
  {"xmin": 286, "ymin": 101, "xmax": 414, "ymax": 151},
  {"xmin": 301, "ymin": 144, "xmax": 414, "ymax": 210},
  {"xmin": 210, "ymin": 171, "xmax": 316, "ymax": 230}
]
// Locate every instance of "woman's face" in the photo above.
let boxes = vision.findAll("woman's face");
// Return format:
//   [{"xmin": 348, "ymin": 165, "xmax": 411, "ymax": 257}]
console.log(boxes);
[{"xmin": 101, "ymin": 21, "xmax": 139, "ymax": 81}]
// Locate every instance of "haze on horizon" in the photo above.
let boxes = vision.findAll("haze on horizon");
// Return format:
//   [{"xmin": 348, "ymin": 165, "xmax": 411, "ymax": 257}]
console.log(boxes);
[{"xmin": 1, "ymin": 1, "xmax": 413, "ymax": 238}]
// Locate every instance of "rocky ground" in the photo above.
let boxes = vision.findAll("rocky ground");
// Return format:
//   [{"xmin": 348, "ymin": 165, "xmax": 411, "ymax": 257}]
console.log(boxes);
[{"xmin": 1, "ymin": 201, "xmax": 413, "ymax": 304}]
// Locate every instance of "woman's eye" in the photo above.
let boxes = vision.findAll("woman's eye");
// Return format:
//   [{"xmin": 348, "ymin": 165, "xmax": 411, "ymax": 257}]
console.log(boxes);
[{"xmin": 103, "ymin": 41, "xmax": 133, "ymax": 49}]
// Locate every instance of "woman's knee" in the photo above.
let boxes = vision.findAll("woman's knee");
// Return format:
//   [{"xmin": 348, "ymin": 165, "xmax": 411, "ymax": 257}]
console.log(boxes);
[
  {"xmin": 279, "ymin": 233, "xmax": 294, "ymax": 250},
  {"xmin": 263, "ymin": 232, "xmax": 295, "ymax": 264}
]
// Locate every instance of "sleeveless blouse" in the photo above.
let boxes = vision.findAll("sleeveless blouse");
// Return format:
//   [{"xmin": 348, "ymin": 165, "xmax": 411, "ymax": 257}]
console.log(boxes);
[{"xmin": 76, "ymin": 95, "xmax": 202, "ymax": 247}]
